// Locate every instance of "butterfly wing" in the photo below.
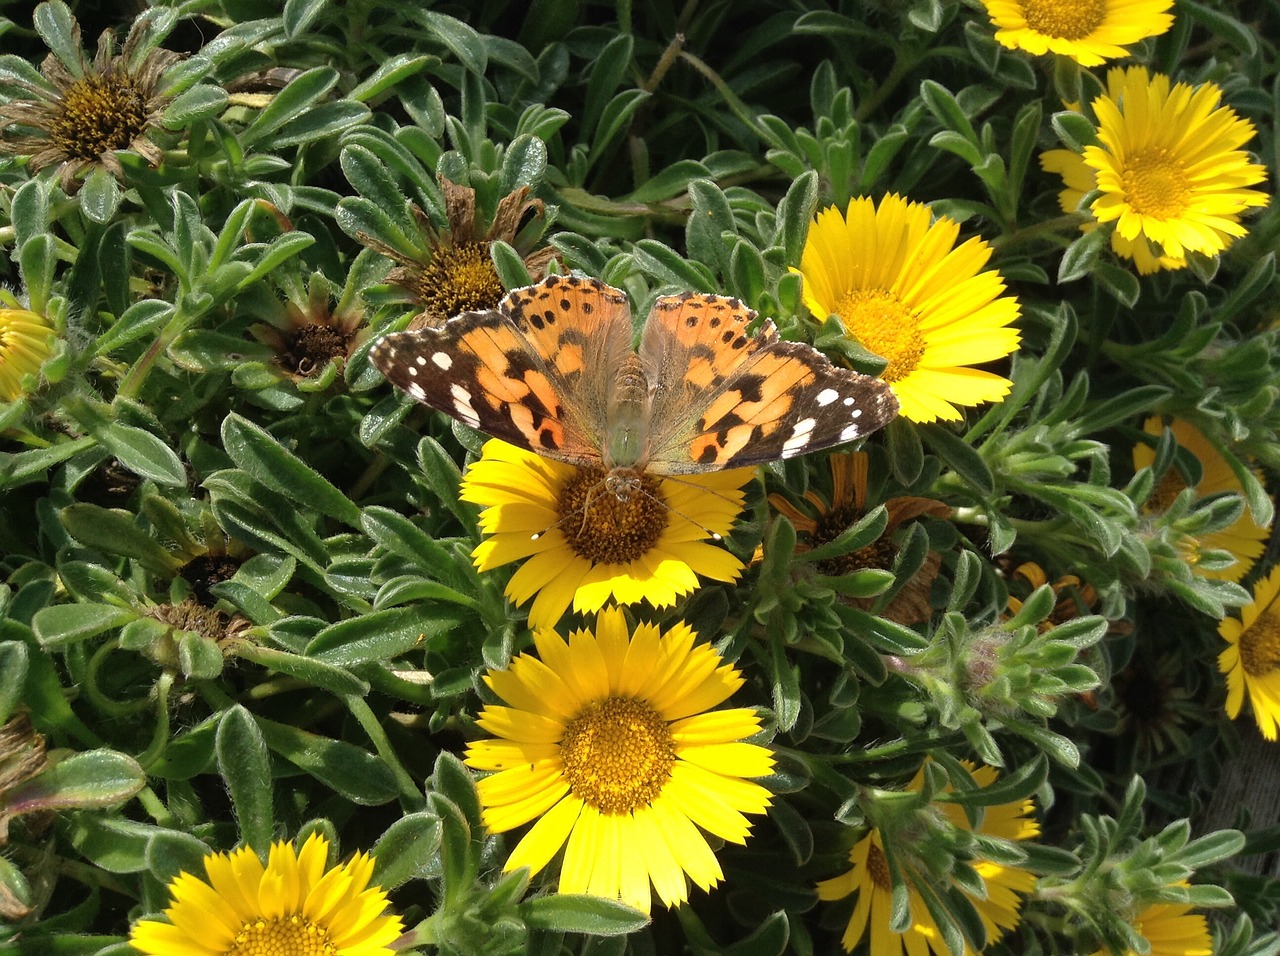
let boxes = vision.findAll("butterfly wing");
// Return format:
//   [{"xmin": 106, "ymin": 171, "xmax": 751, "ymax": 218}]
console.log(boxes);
[
  {"xmin": 370, "ymin": 274, "xmax": 633, "ymax": 467},
  {"xmin": 639, "ymin": 292, "xmax": 899, "ymax": 474}
]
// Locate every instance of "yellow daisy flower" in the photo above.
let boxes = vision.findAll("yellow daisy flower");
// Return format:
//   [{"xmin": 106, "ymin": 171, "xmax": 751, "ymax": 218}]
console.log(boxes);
[
  {"xmin": 979, "ymin": 0, "xmax": 1174, "ymax": 66},
  {"xmin": 817, "ymin": 762, "xmax": 1038, "ymax": 955},
  {"xmin": 1132, "ymin": 416, "xmax": 1270, "ymax": 583},
  {"xmin": 793, "ymin": 195, "xmax": 1021, "ymax": 424},
  {"xmin": 460, "ymin": 439, "xmax": 754, "ymax": 628},
  {"xmin": 1041, "ymin": 66, "xmax": 1269, "ymax": 272},
  {"xmin": 1219, "ymin": 564, "xmax": 1280, "ymax": 740},
  {"xmin": 129, "ymin": 832, "xmax": 403, "ymax": 956},
  {"xmin": 0, "ymin": 308, "xmax": 56, "ymax": 402},
  {"xmin": 464, "ymin": 607, "xmax": 775, "ymax": 914},
  {"xmin": 1092, "ymin": 892, "xmax": 1213, "ymax": 956}
]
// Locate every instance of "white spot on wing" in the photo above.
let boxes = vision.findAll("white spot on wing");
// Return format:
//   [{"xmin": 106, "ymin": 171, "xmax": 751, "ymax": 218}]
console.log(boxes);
[
  {"xmin": 432, "ymin": 352, "xmax": 453, "ymax": 370},
  {"xmin": 816, "ymin": 388, "xmax": 839, "ymax": 407},
  {"xmin": 782, "ymin": 417, "xmax": 816, "ymax": 454},
  {"xmin": 451, "ymin": 383, "xmax": 481, "ymax": 426},
  {"xmin": 415, "ymin": 355, "xmax": 428, "ymax": 366},
  {"xmin": 843, "ymin": 396, "xmax": 855, "ymax": 406},
  {"xmin": 839, "ymin": 423, "xmax": 862, "ymax": 442}
]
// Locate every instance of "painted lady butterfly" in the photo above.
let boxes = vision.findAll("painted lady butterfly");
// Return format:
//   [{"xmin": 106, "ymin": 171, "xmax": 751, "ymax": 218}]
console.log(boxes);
[{"xmin": 371, "ymin": 274, "xmax": 898, "ymax": 495}]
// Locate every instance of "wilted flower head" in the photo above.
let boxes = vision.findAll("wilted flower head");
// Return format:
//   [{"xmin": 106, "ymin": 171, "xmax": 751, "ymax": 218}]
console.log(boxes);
[
  {"xmin": 0, "ymin": 2, "xmax": 198, "ymax": 191},
  {"xmin": 362, "ymin": 178, "xmax": 557, "ymax": 329}
]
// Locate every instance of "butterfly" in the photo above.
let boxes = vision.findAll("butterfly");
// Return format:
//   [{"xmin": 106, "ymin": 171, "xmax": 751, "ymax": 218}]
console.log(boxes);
[{"xmin": 370, "ymin": 274, "xmax": 898, "ymax": 497}]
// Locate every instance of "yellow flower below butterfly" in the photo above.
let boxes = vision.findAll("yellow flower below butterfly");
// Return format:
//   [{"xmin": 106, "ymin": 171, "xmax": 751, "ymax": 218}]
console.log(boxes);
[
  {"xmin": 794, "ymin": 194, "xmax": 1021, "ymax": 424},
  {"xmin": 1092, "ymin": 890, "xmax": 1212, "ymax": 956},
  {"xmin": 129, "ymin": 832, "xmax": 403, "ymax": 956},
  {"xmin": 465, "ymin": 607, "xmax": 775, "ymax": 914},
  {"xmin": 1132, "ymin": 416, "xmax": 1270, "ymax": 583},
  {"xmin": 1042, "ymin": 66, "xmax": 1269, "ymax": 273},
  {"xmin": 979, "ymin": 0, "xmax": 1173, "ymax": 66},
  {"xmin": 460, "ymin": 439, "xmax": 753, "ymax": 628},
  {"xmin": 817, "ymin": 762, "xmax": 1038, "ymax": 955},
  {"xmin": 1219, "ymin": 565, "xmax": 1280, "ymax": 741}
]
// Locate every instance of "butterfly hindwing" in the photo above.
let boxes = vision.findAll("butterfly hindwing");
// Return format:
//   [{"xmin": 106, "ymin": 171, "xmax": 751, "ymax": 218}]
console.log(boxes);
[{"xmin": 639, "ymin": 291, "xmax": 899, "ymax": 474}]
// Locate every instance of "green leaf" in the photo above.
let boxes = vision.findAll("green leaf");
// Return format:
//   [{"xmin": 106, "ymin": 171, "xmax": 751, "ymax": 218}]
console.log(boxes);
[
  {"xmin": 522, "ymin": 894, "xmax": 649, "ymax": 935},
  {"xmin": 919, "ymin": 80, "xmax": 978, "ymax": 143},
  {"xmin": 232, "ymin": 644, "xmax": 368, "ymax": 696},
  {"xmin": 632, "ymin": 239, "xmax": 715, "ymax": 291},
  {"xmin": 78, "ymin": 167, "xmax": 121, "ymax": 224},
  {"xmin": 145, "ymin": 830, "xmax": 212, "ymax": 886},
  {"xmin": 490, "ymin": 239, "xmax": 533, "ymax": 288},
  {"xmin": 32, "ymin": 603, "xmax": 135, "ymax": 649},
  {"xmin": 2, "ymin": 749, "xmax": 144, "ymax": 817},
  {"xmin": 582, "ymin": 33, "xmax": 634, "ymax": 138},
  {"xmin": 428, "ymin": 790, "xmax": 476, "ymax": 907},
  {"xmin": 59, "ymin": 503, "xmax": 183, "ymax": 574},
  {"xmin": 371, "ymin": 812, "xmax": 442, "ymax": 888},
  {"xmin": 256, "ymin": 718, "xmax": 398, "ymax": 805},
  {"xmin": 306, "ymin": 605, "xmax": 470, "ymax": 665},
  {"xmin": 239, "ymin": 67, "xmax": 340, "ymax": 148},
  {"xmin": 415, "ymin": 10, "xmax": 488, "ymax": 75},
  {"xmin": 216, "ymin": 706, "xmax": 274, "ymax": 852},
  {"xmin": 920, "ymin": 424, "xmax": 994, "ymax": 495},
  {"xmin": 1057, "ymin": 227, "xmax": 1108, "ymax": 283},
  {"xmin": 500, "ymin": 134, "xmax": 547, "ymax": 194},
  {"xmin": 1180, "ymin": 0, "xmax": 1257, "ymax": 55},
  {"xmin": 349, "ymin": 54, "xmax": 433, "ymax": 103},
  {"xmin": 33, "ymin": 1, "xmax": 84, "ymax": 81},
  {"xmin": 283, "ymin": 0, "xmax": 327, "ymax": 37},
  {"xmin": 588, "ymin": 89, "xmax": 649, "ymax": 165},
  {"xmin": 221, "ymin": 413, "xmax": 362, "ymax": 526},
  {"xmin": 95, "ymin": 421, "xmax": 187, "ymax": 486},
  {"xmin": 0, "ymin": 642, "xmax": 28, "ymax": 724},
  {"xmin": 268, "ymin": 100, "xmax": 370, "ymax": 149},
  {"xmin": 161, "ymin": 83, "xmax": 228, "ymax": 129},
  {"xmin": 774, "ymin": 170, "xmax": 818, "ymax": 266}
]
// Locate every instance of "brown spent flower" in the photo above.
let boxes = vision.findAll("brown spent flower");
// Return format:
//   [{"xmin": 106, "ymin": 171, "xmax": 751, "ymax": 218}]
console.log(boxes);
[
  {"xmin": 248, "ymin": 268, "xmax": 371, "ymax": 382},
  {"xmin": 0, "ymin": 10, "xmax": 183, "ymax": 191},
  {"xmin": 770, "ymin": 451, "xmax": 949, "ymax": 625},
  {"xmin": 361, "ymin": 178, "xmax": 558, "ymax": 330}
]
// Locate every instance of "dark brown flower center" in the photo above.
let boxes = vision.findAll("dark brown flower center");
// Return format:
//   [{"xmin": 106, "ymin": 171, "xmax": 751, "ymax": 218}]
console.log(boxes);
[
  {"xmin": 866, "ymin": 842, "xmax": 892, "ymax": 890},
  {"xmin": 559, "ymin": 696, "xmax": 675, "ymax": 814},
  {"xmin": 557, "ymin": 466, "xmax": 668, "ymax": 565},
  {"xmin": 1147, "ymin": 469, "xmax": 1187, "ymax": 512},
  {"xmin": 1240, "ymin": 608, "xmax": 1280, "ymax": 677},
  {"xmin": 49, "ymin": 74, "xmax": 149, "ymax": 160},
  {"xmin": 411, "ymin": 241, "xmax": 506, "ymax": 322},
  {"xmin": 811, "ymin": 504, "xmax": 894, "ymax": 576},
  {"xmin": 281, "ymin": 324, "xmax": 350, "ymax": 377},
  {"xmin": 181, "ymin": 554, "xmax": 243, "ymax": 607}
]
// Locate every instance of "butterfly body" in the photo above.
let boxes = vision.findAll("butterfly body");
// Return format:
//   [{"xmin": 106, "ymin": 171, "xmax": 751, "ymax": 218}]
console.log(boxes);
[{"xmin": 371, "ymin": 274, "xmax": 899, "ymax": 490}]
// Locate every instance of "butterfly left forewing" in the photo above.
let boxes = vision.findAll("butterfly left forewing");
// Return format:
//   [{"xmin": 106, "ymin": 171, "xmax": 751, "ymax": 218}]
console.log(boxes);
[{"xmin": 640, "ymin": 292, "xmax": 899, "ymax": 474}]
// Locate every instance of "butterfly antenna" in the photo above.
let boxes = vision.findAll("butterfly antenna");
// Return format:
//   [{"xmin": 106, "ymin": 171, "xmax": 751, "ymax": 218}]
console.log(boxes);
[{"xmin": 629, "ymin": 480, "xmax": 726, "ymax": 541}]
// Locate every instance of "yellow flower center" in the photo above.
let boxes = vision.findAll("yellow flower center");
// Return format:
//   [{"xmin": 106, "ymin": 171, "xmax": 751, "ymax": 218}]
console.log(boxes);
[
  {"xmin": 1020, "ymin": 0, "xmax": 1107, "ymax": 39},
  {"xmin": 557, "ymin": 466, "xmax": 668, "ymax": 565},
  {"xmin": 835, "ymin": 289, "xmax": 924, "ymax": 383},
  {"xmin": 866, "ymin": 842, "xmax": 892, "ymax": 891},
  {"xmin": 1147, "ymin": 469, "xmax": 1186, "ymax": 512},
  {"xmin": 226, "ymin": 914, "xmax": 338, "ymax": 956},
  {"xmin": 1239, "ymin": 609, "xmax": 1280, "ymax": 677},
  {"xmin": 559, "ymin": 696, "xmax": 676, "ymax": 814},
  {"xmin": 49, "ymin": 74, "xmax": 149, "ymax": 160},
  {"xmin": 1120, "ymin": 149, "xmax": 1192, "ymax": 220},
  {"xmin": 411, "ymin": 241, "xmax": 506, "ymax": 324}
]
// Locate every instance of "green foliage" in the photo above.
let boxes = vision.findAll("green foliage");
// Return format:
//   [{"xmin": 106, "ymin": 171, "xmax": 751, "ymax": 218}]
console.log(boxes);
[{"xmin": 2, "ymin": 0, "xmax": 1278, "ymax": 954}]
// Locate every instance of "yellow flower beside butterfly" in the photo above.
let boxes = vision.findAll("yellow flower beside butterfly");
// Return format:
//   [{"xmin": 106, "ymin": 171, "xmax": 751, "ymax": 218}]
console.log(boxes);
[
  {"xmin": 461, "ymin": 439, "xmax": 753, "ymax": 628},
  {"xmin": 464, "ymin": 607, "xmax": 775, "ymax": 914},
  {"xmin": 978, "ymin": 0, "xmax": 1174, "ymax": 66},
  {"xmin": 129, "ymin": 832, "xmax": 403, "ymax": 956},
  {"xmin": 794, "ymin": 194, "xmax": 1021, "ymax": 424},
  {"xmin": 1042, "ymin": 66, "xmax": 1269, "ymax": 273},
  {"xmin": 1218, "ymin": 564, "xmax": 1280, "ymax": 741}
]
